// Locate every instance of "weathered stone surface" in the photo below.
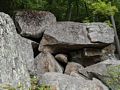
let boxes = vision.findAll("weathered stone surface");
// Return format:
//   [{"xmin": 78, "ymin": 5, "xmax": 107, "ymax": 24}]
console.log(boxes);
[
  {"xmin": 55, "ymin": 54, "xmax": 68, "ymax": 63},
  {"xmin": 86, "ymin": 23, "xmax": 114, "ymax": 43},
  {"xmin": 39, "ymin": 72, "xmax": 108, "ymax": 90},
  {"xmin": 15, "ymin": 11, "xmax": 56, "ymax": 39},
  {"xmin": 65, "ymin": 62, "xmax": 84, "ymax": 75},
  {"xmin": 0, "ymin": 12, "xmax": 31, "ymax": 89},
  {"xmin": 17, "ymin": 35, "xmax": 35, "ymax": 75},
  {"xmin": 79, "ymin": 59, "xmax": 120, "ymax": 86},
  {"xmin": 34, "ymin": 52, "xmax": 63, "ymax": 78},
  {"xmin": 39, "ymin": 22, "xmax": 114, "ymax": 53}
]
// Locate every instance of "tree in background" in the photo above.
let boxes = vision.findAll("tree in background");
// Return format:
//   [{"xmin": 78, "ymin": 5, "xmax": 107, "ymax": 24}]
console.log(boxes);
[{"xmin": 0, "ymin": 0, "xmax": 118, "ymax": 21}]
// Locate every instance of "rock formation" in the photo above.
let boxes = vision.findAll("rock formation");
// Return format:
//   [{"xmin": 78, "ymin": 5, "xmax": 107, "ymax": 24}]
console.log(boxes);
[
  {"xmin": 0, "ymin": 10, "xmax": 119, "ymax": 90},
  {"xmin": 38, "ymin": 22, "xmax": 114, "ymax": 53}
]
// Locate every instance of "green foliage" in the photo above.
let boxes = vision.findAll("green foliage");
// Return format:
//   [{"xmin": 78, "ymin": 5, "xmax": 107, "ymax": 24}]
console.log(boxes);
[
  {"xmin": 0, "ymin": 76, "xmax": 51, "ymax": 90},
  {"xmin": 22, "ymin": 0, "xmax": 47, "ymax": 10},
  {"xmin": 90, "ymin": 1, "xmax": 118, "ymax": 16},
  {"xmin": 29, "ymin": 76, "xmax": 51, "ymax": 90},
  {"xmin": 106, "ymin": 65, "xmax": 120, "ymax": 90},
  {"xmin": 0, "ymin": 0, "xmax": 118, "ymax": 21},
  {"xmin": 104, "ymin": 20, "xmax": 112, "ymax": 27},
  {"xmin": 0, "ymin": 84, "xmax": 16, "ymax": 90}
]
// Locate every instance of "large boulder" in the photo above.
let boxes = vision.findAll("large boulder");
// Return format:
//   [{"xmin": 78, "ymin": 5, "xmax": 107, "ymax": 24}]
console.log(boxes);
[
  {"xmin": 0, "ymin": 12, "xmax": 31, "ymax": 89},
  {"xmin": 14, "ymin": 11, "xmax": 56, "ymax": 39},
  {"xmin": 39, "ymin": 72, "xmax": 109, "ymax": 90},
  {"xmin": 39, "ymin": 22, "xmax": 114, "ymax": 53},
  {"xmin": 34, "ymin": 52, "xmax": 63, "ymax": 78}
]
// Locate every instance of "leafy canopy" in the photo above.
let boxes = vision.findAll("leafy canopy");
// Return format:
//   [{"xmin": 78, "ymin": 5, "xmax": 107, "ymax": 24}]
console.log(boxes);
[{"xmin": 90, "ymin": 1, "xmax": 118, "ymax": 16}]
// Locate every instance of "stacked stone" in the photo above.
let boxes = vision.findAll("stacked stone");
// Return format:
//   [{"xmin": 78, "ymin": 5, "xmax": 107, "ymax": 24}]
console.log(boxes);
[{"xmin": 0, "ymin": 10, "xmax": 119, "ymax": 90}]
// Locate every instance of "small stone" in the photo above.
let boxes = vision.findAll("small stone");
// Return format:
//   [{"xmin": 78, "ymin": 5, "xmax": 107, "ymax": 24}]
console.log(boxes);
[
  {"xmin": 65, "ymin": 62, "xmax": 84, "ymax": 75},
  {"xmin": 55, "ymin": 54, "xmax": 68, "ymax": 63}
]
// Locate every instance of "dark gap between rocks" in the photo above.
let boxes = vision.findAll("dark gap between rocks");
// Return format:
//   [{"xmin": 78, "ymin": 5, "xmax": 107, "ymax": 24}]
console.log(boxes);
[
  {"xmin": 31, "ymin": 42, "xmax": 40, "ymax": 58},
  {"xmin": 57, "ymin": 60, "xmax": 67, "ymax": 73},
  {"xmin": 20, "ymin": 35, "xmax": 42, "ymax": 43},
  {"xmin": 53, "ymin": 53, "xmax": 69, "ymax": 73},
  {"xmin": 68, "ymin": 49, "xmax": 102, "ymax": 67}
]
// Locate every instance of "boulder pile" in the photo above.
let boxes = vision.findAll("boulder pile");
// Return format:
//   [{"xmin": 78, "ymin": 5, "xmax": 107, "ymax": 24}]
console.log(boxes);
[{"xmin": 0, "ymin": 10, "xmax": 119, "ymax": 90}]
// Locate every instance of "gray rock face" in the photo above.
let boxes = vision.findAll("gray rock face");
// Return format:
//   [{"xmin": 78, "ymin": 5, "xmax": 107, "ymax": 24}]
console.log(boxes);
[
  {"xmin": 39, "ymin": 72, "xmax": 108, "ymax": 90},
  {"xmin": 86, "ymin": 23, "xmax": 114, "ymax": 43},
  {"xmin": 0, "ymin": 12, "xmax": 31, "ymax": 89},
  {"xmin": 39, "ymin": 22, "xmax": 114, "ymax": 53},
  {"xmin": 34, "ymin": 52, "xmax": 63, "ymax": 78},
  {"xmin": 65, "ymin": 62, "xmax": 84, "ymax": 75},
  {"xmin": 17, "ymin": 35, "xmax": 35, "ymax": 74},
  {"xmin": 55, "ymin": 54, "xmax": 68, "ymax": 63},
  {"xmin": 15, "ymin": 11, "xmax": 56, "ymax": 39}
]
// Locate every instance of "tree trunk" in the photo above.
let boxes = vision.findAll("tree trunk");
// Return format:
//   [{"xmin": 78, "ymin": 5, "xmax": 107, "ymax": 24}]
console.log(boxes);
[
  {"xmin": 84, "ymin": 2, "xmax": 89, "ymax": 17},
  {"xmin": 111, "ymin": 15, "xmax": 120, "ymax": 59},
  {"xmin": 66, "ymin": 0, "xmax": 72, "ymax": 21},
  {"xmin": 76, "ymin": 0, "xmax": 79, "ymax": 16}
]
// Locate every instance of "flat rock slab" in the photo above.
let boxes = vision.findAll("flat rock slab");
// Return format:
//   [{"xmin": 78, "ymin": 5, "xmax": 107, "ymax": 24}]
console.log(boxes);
[
  {"xmin": 39, "ymin": 72, "xmax": 108, "ymax": 90},
  {"xmin": 79, "ymin": 59, "xmax": 120, "ymax": 77},
  {"xmin": 39, "ymin": 22, "xmax": 114, "ymax": 53},
  {"xmin": 0, "ymin": 12, "xmax": 31, "ymax": 89},
  {"xmin": 15, "ymin": 11, "xmax": 56, "ymax": 39}
]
